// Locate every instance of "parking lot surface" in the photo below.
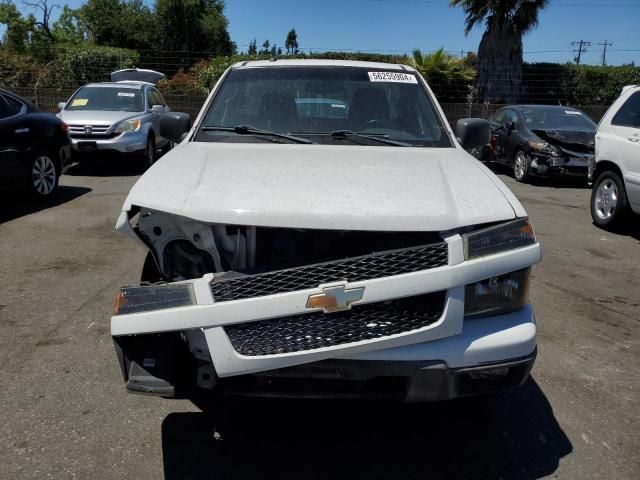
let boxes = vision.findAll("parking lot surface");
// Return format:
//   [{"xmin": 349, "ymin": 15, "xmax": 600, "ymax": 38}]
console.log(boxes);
[{"xmin": 1, "ymin": 163, "xmax": 639, "ymax": 479}]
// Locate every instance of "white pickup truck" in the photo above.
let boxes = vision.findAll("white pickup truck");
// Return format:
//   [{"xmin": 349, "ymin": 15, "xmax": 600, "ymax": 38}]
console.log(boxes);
[
  {"xmin": 111, "ymin": 60, "xmax": 541, "ymax": 402},
  {"xmin": 590, "ymin": 84, "xmax": 640, "ymax": 229}
]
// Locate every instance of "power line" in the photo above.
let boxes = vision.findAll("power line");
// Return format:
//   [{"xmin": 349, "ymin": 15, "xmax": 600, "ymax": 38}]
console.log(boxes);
[{"xmin": 365, "ymin": 0, "xmax": 640, "ymax": 6}]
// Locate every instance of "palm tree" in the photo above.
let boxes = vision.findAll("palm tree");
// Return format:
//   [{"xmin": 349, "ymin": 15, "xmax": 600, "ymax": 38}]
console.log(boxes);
[
  {"xmin": 411, "ymin": 47, "xmax": 475, "ymax": 82},
  {"xmin": 450, "ymin": 0, "xmax": 549, "ymax": 103}
]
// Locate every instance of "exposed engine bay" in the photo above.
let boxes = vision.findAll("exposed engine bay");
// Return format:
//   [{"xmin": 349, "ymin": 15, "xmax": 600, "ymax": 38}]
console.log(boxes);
[{"xmin": 132, "ymin": 208, "xmax": 443, "ymax": 282}]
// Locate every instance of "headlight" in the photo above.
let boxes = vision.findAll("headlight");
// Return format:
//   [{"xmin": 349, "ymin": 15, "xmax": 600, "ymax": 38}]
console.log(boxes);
[
  {"xmin": 114, "ymin": 118, "xmax": 141, "ymax": 134},
  {"xmin": 463, "ymin": 218, "xmax": 536, "ymax": 260},
  {"xmin": 529, "ymin": 141, "xmax": 560, "ymax": 157},
  {"xmin": 114, "ymin": 284, "xmax": 195, "ymax": 315},
  {"xmin": 464, "ymin": 268, "xmax": 530, "ymax": 318}
]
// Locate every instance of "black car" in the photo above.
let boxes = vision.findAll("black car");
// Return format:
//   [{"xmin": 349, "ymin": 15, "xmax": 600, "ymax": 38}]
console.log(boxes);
[
  {"xmin": 0, "ymin": 88, "xmax": 72, "ymax": 197},
  {"xmin": 481, "ymin": 105, "xmax": 596, "ymax": 182}
]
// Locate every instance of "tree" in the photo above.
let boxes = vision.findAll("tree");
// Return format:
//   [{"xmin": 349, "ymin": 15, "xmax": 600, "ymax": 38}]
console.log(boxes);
[
  {"xmin": 247, "ymin": 38, "xmax": 257, "ymax": 55},
  {"xmin": 52, "ymin": 5, "xmax": 86, "ymax": 44},
  {"xmin": 78, "ymin": 0, "xmax": 156, "ymax": 50},
  {"xmin": 450, "ymin": 0, "xmax": 549, "ymax": 103},
  {"xmin": 260, "ymin": 39, "xmax": 269, "ymax": 54},
  {"xmin": 411, "ymin": 48, "xmax": 475, "ymax": 81},
  {"xmin": 0, "ymin": 1, "xmax": 29, "ymax": 51},
  {"xmin": 155, "ymin": 0, "xmax": 233, "ymax": 55},
  {"xmin": 22, "ymin": 0, "xmax": 58, "ymax": 43},
  {"xmin": 285, "ymin": 28, "xmax": 298, "ymax": 55}
]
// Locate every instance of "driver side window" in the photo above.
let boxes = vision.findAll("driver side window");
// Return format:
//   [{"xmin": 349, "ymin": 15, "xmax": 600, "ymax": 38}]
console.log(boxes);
[{"xmin": 504, "ymin": 109, "xmax": 519, "ymax": 127}]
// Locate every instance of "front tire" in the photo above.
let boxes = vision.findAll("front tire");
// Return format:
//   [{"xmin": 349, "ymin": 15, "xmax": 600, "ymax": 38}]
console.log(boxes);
[
  {"xmin": 144, "ymin": 135, "xmax": 157, "ymax": 168},
  {"xmin": 28, "ymin": 153, "xmax": 59, "ymax": 198},
  {"xmin": 591, "ymin": 171, "xmax": 629, "ymax": 230},
  {"xmin": 513, "ymin": 151, "xmax": 531, "ymax": 183}
]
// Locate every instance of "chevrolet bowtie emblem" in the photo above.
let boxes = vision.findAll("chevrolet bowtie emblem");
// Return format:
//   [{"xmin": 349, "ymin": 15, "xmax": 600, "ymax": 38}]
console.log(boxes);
[{"xmin": 306, "ymin": 285, "xmax": 365, "ymax": 313}]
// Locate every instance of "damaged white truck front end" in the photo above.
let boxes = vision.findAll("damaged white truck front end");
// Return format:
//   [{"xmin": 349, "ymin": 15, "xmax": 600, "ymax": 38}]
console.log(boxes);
[{"xmin": 110, "ymin": 60, "xmax": 541, "ymax": 401}]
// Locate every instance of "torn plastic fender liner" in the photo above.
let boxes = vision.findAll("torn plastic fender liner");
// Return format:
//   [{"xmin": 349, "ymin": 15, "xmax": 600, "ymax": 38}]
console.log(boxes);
[{"xmin": 115, "ymin": 207, "xmax": 147, "ymax": 248}]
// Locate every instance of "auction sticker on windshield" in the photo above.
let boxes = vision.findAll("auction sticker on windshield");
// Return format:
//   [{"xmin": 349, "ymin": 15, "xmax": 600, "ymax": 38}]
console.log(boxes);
[{"xmin": 368, "ymin": 72, "xmax": 418, "ymax": 84}]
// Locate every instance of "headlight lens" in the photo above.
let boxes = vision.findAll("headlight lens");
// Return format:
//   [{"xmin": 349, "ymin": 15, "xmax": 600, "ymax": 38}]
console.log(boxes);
[
  {"xmin": 529, "ymin": 141, "xmax": 561, "ymax": 157},
  {"xmin": 464, "ymin": 268, "xmax": 530, "ymax": 318},
  {"xmin": 114, "ymin": 284, "xmax": 195, "ymax": 315},
  {"xmin": 114, "ymin": 118, "xmax": 141, "ymax": 134},
  {"xmin": 463, "ymin": 218, "xmax": 536, "ymax": 260}
]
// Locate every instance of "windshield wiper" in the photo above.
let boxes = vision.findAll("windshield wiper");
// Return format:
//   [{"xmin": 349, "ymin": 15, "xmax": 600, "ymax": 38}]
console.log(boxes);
[
  {"xmin": 201, "ymin": 125, "xmax": 313, "ymax": 144},
  {"xmin": 329, "ymin": 130, "xmax": 412, "ymax": 147}
]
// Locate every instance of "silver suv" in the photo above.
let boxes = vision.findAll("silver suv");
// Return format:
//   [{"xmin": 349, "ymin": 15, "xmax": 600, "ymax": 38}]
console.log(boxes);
[{"xmin": 58, "ymin": 69, "xmax": 172, "ymax": 165}]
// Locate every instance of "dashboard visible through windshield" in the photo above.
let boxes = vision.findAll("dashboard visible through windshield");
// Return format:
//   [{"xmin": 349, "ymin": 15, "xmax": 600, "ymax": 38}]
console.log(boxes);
[{"xmin": 196, "ymin": 66, "xmax": 452, "ymax": 147}]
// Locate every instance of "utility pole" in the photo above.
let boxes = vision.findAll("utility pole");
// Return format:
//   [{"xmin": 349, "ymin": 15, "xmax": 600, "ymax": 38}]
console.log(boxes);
[
  {"xmin": 571, "ymin": 40, "xmax": 592, "ymax": 65},
  {"xmin": 598, "ymin": 40, "xmax": 613, "ymax": 66}
]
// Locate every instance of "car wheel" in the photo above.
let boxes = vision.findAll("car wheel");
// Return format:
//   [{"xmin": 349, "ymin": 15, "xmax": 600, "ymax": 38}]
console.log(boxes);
[
  {"xmin": 513, "ymin": 151, "xmax": 531, "ymax": 183},
  {"xmin": 28, "ymin": 153, "xmax": 59, "ymax": 197},
  {"xmin": 144, "ymin": 136, "xmax": 157, "ymax": 167},
  {"xmin": 591, "ymin": 171, "xmax": 629, "ymax": 229},
  {"xmin": 161, "ymin": 140, "xmax": 175, "ymax": 156}
]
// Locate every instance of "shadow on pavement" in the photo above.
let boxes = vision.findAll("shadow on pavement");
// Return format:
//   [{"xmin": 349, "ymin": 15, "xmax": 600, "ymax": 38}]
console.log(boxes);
[
  {"xmin": 0, "ymin": 185, "xmax": 91, "ymax": 224},
  {"xmin": 489, "ymin": 165, "xmax": 589, "ymax": 189},
  {"xmin": 66, "ymin": 157, "xmax": 146, "ymax": 177},
  {"xmin": 593, "ymin": 221, "xmax": 640, "ymax": 242},
  {"xmin": 162, "ymin": 377, "xmax": 571, "ymax": 480}
]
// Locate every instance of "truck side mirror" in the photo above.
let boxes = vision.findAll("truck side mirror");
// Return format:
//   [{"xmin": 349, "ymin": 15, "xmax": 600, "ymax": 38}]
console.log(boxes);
[
  {"xmin": 455, "ymin": 118, "xmax": 491, "ymax": 151},
  {"xmin": 160, "ymin": 112, "xmax": 191, "ymax": 143},
  {"xmin": 57, "ymin": 102, "xmax": 66, "ymax": 110}
]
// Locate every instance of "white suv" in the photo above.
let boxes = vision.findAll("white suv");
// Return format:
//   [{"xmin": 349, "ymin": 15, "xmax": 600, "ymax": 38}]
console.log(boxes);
[
  {"xmin": 111, "ymin": 60, "xmax": 541, "ymax": 402},
  {"xmin": 590, "ymin": 85, "xmax": 640, "ymax": 228}
]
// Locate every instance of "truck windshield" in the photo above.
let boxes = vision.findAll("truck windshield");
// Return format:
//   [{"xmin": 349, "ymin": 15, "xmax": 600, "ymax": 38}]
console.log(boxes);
[
  {"xmin": 65, "ymin": 86, "xmax": 144, "ymax": 112},
  {"xmin": 197, "ymin": 66, "xmax": 452, "ymax": 147}
]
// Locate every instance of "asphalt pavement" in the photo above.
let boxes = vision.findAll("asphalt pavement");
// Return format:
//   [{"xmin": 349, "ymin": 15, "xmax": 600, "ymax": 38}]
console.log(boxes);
[{"xmin": 0, "ymin": 161, "xmax": 638, "ymax": 479}]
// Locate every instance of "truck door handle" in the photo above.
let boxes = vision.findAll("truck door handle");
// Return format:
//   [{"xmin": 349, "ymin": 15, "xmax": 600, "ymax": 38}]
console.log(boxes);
[
  {"xmin": 628, "ymin": 137, "xmax": 640, "ymax": 142},
  {"xmin": 15, "ymin": 128, "xmax": 30, "ymax": 134}
]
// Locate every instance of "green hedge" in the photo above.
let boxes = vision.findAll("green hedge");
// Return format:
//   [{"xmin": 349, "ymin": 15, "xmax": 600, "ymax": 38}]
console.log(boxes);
[
  {"xmin": 521, "ymin": 63, "xmax": 640, "ymax": 106},
  {"xmin": 0, "ymin": 45, "xmax": 139, "ymax": 89}
]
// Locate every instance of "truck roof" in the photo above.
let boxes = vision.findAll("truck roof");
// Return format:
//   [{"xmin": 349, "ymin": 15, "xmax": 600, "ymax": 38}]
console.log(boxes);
[{"xmin": 231, "ymin": 58, "xmax": 416, "ymax": 72}]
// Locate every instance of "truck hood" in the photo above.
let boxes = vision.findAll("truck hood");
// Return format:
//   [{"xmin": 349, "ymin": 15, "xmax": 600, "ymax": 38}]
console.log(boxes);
[
  {"xmin": 58, "ymin": 110, "xmax": 142, "ymax": 126},
  {"xmin": 122, "ymin": 142, "xmax": 519, "ymax": 231}
]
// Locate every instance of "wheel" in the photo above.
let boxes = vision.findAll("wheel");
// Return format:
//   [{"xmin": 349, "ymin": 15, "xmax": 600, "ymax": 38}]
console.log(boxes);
[
  {"xmin": 513, "ymin": 151, "xmax": 531, "ymax": 183},
  {"xmin": 28, "ymin": 153, "xmax": 59, "ymax": 197},
  {"xmin": 161, "ymin": 140, "xmax": 175, "ymax": 156},
  {"xmin": 144, "ymin": 135, "xmax": 157, "ymax": 167},
  {"xmin": 591, "ymin": 170, "xmax": 629, "ymax": 229}
]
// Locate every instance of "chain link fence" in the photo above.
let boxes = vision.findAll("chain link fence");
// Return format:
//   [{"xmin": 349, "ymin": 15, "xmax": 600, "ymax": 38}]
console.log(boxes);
[
  {"xmin": 9, "ymin": 86, "xmax": 609, "ymax": 127},
  {"xmin": 4, "ymin": 48, "xmax": 616, "ymax": 125}
]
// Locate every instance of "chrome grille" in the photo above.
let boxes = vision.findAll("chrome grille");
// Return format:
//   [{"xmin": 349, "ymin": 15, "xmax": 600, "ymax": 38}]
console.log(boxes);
[
  {"xmin": 68, "ymin": 124, "xmax": 114, "ymax": 138},
  {"xmin": 210, "ymin": 242, "xmax": 448, "ymax": 302},
  {"xmin": 225, "ymin": 291, "xmax": 446, "ymax": 356}
]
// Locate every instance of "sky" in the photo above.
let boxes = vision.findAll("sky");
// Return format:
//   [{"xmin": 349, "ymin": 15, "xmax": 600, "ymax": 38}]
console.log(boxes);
[{"xmin": 7, "ymin": 0, "xmax": 640, "ymax": 66}]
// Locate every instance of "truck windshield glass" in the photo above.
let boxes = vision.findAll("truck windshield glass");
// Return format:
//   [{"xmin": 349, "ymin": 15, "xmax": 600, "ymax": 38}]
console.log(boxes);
[
  {"xmin": 65, "ymin": 87, "xmax": 144, "ymax": 112},
  {"xmin": 522, "ymin": 108, "xmax": 596, "ymax": 131},
  {"xmin": 197, "ymin": 66, "xmax": 451, "ymax": 147}
]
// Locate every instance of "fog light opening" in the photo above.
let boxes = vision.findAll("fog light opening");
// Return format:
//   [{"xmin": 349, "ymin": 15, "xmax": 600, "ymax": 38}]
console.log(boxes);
[{"xmin": 468, "ymin": 367, "xmax": 510, "ymax": 380}]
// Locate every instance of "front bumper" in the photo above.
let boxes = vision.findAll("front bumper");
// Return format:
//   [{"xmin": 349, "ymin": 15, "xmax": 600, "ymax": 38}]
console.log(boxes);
[
  {"xmin": 114, "ymin": 305, "xmax": 537, "ymax": 401},
  {"xmin": 70, "ymin": 131, "xmax": 146, "ymax": 154},
  {"xmin": 530, "ymin": 153, "xmax": 592, "ymax": 177},
  {"xmin": 111, "ymin": 235, "xmax": 540, "ymax": 400}
]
